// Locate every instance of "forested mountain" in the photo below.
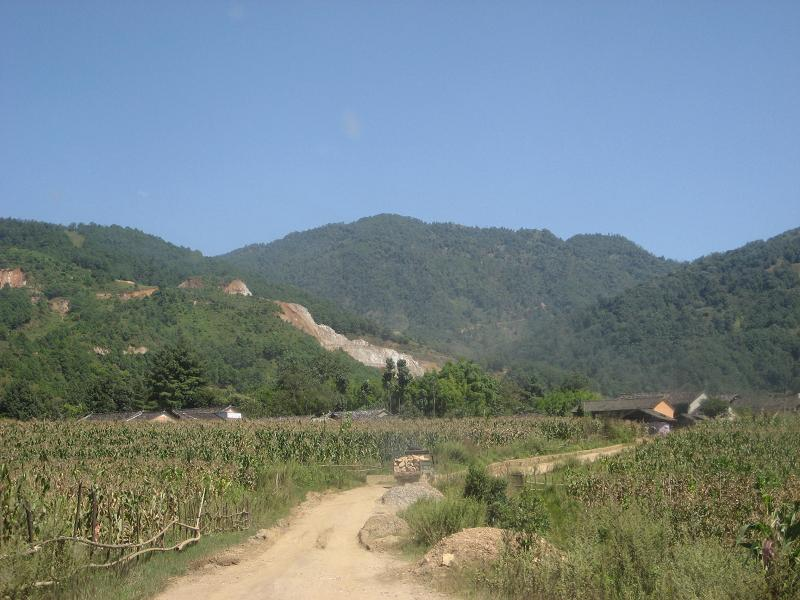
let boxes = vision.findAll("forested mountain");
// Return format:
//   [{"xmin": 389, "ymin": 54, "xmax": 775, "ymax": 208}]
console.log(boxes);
[
  {"xmin": 505, "ymin": 227, "xmax": 800, "ymax": 393},
  {"xmin": 2, "ymin": 216, "xmax": 797, "ymax": 419},
  {"xmin": 0, "ymin": 219, "xmax": 396, "ymax": 418},
  {"xmin": 224, "ymin": 214, "xmax": 677, "ymax": 355}
]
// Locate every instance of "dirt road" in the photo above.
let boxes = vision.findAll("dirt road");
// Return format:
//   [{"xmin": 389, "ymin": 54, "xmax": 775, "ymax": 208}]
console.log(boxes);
[
  {"xmin": 485, "ymin": 441, "xmax": 638, "ymax": 477},
  {"xmin": 156, "ymin": 441, "xmax": 638, "ymax": 600},
  {"xmin": 155, "ymin": 481, "xmax": 447, "ymax": 600}
]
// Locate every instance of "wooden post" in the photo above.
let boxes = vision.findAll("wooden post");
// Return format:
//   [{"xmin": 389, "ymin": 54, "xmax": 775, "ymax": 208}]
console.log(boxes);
[
  {"xmin": 73, "ymin": 482, "xmax": 83, "ymax": 538},
  {"xmin": 24, "ymin": 505, "xmax": 34, "ymax": 543},
  {"xmin": 90, "ymin": 489, "xmax": 99, "ymax": 548}
]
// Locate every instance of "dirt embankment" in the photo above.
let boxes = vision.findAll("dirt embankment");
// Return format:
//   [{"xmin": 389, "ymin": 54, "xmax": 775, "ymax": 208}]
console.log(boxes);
[
  {"xmin": 276, "ymin": 301, "xmax": 427, "ymax": 376},
  {"xmin": 485, "ymin": 442, "xmax": 637, "ymax": 477}
]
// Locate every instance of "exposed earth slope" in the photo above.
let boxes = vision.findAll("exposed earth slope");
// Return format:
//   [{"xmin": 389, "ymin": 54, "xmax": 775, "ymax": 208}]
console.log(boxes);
[{"xmin": 276, "ymin": 301, "xmax": 429, "ymax": 376}]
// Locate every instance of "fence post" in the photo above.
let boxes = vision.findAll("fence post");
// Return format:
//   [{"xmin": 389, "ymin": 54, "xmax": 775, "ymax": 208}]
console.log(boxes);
[
  {"xmin": 24, "ymin": 505, "xmax": 34, "ymax": 543},
  {"xmin": 90, "ymin": 489, "xmax": 99, "ymax": 550},
  {"xmin": 73, "ymin": 481, "xmax": 83, "ymax": 538}
]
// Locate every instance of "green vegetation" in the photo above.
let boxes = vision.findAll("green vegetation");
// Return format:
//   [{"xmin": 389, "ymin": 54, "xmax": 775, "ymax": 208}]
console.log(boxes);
[
  {"xmin": 508, "ymin": 227, "xmax": 800, "ymax": 393},
  {"xmin": 442, "ymin": 416, "xmax": 800, "ymax": 599},
  {"xmin": 402, "ymin": 497, "xmax": 486, "ymax": 547},
  {"xmin": 0, "ymin": 219, "xmax": 407, "ymax": 418},
  {"xmin": 225, "ymin": 214, "xmax": 800, "ymax": 394}
]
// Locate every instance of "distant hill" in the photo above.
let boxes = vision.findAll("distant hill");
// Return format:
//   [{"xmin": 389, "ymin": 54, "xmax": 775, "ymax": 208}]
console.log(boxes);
[
  {"xmin": 506, "ymin": 227, "xmax": 800, "ymax": 393},
  {"xmin": 224, "ymin": 214, "xmax": 677, "ymax": 355}
]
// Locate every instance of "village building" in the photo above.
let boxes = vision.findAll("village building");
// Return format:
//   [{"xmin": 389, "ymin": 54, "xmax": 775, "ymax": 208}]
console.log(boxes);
[
  {"xmin": 171, "ymin": 406, "xmax": 243, "ymax": 420},
  {"xmin": 79, "ymin": 405, "xmax": 243, "ymax": 422},
  {"xmin": 79, "ymin": 410, "xmax": 177, "ymax": 423},
  {"xmin": 574, "ymin": 393, "xmax": 679, "ymax": 434}
]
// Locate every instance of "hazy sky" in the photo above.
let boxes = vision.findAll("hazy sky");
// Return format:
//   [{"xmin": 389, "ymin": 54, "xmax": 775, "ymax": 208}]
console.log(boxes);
[{"xmin": 1, "ymin": 2, "xmax": 798, "ymax": 260}]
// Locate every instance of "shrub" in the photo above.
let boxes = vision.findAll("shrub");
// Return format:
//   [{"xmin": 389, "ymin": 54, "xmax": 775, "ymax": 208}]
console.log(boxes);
[
  {"xmin": 402, "ymin": 497, "xmax": 486, "ymax": 547},
  {"xmin": 464, "ymin": 465, "xmax": 507, "ymax": 505},
  {"xmin": 495, "ymin": 486, "xmax": 549, "ymax": 549},
  {"xmin": 464, "ymin": 465, "xmax": 508, "ymax": 524}
]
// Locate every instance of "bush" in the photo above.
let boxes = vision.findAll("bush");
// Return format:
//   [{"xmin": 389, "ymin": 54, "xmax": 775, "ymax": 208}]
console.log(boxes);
[
  {"xmin": 464, "ymin": 465, "xmax": 508, "ymax": 523},
  {"xmin": 495, "ymin": 486, "xmax": 550, "ymax": 549},
  {"xmin": 464, "ymin": 465, "xmax": 507, "ymax": 505},
  {"xmin": 402, "ymin": 497, "xmax": 486, "ymax": 547}
]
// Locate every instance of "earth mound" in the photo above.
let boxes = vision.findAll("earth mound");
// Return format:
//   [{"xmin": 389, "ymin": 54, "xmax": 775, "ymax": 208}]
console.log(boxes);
[
  {"xmin": 418, "ymin": 527, "xmax": 504, "ymax": 575},
  {"xmin": 381, "ymin": 482, "xmax": 444, "ymax": 509},
  {"xmin": 358, "ymin": 513, "xmax": 410, "ymax": 551}
]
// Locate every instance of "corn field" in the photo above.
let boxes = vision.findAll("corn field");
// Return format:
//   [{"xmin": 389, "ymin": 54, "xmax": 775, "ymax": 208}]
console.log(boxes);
[
  {"xmin": 0, "ymin": 415, "xmax": 609, "ymax": 593},
  {"xmin": 563, "ymin": 415, "xmax": 800, "ymax": 541}
]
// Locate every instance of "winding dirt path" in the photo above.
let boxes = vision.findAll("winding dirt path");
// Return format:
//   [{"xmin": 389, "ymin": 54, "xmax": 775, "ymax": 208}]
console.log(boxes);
[
  {"xmin": 485, "ymin": 440, "xmax": 639, "ymax": 477},
  {"xmin": 155, "ymin": 480, "xmax": 447, "ymax": 600},
  {"xmin": 156, "ymin": 441, "xmax": 639, "ymax": 600}
]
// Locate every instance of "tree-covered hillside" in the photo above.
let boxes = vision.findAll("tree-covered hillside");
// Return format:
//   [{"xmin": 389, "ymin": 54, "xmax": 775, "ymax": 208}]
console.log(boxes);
[
  {"xmin": 224, "ymin": 214, "xmax": 677, "ymax": 355},
  {"xmin": 0, "ymin": 219, "xmax": 382, "ymax": 338},
  {"xmin": 0, "ymin": 219, "xmax": 400, "ymax": 418},
  {"xmin": 506, "ymin": 227, "xmax": 800, "ymax": 393}
]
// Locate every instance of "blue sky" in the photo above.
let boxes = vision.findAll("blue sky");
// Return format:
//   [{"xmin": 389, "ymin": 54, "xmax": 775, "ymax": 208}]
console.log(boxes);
[{"xmin": 1, "ymin": 2, "xmax": 798, "ymax": 260}]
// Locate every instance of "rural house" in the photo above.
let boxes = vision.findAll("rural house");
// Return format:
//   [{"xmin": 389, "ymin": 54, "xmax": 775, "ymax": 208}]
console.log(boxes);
[
  {"xmin": 79, "ymin": 410, "xmax": 177, "ymax": 423},
  {"xmin": 79, "ymin": 405, "xmax": 243, "ymax": 422},
  {"xmin": 575, "ymin": 393, "xmax": 678, "ymax": 433},
  {"xmin": 171, "ymin": 405, "xmax": 243, "ymax": 420}
]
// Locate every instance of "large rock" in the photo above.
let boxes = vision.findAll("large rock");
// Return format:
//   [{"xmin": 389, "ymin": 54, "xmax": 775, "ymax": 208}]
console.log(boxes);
[
  {"xmin": 223, "ymin": 279, "xmax": 252, "ymax": 296},
  {"xmin": 381, "ymin": 482, "xmax": 444, "ymax": 510},
  {"xmin": 358, "ymin": 514, "xmax": 410, "ymax": 551},
  {"xmin": 119, "ymin": 287, "xmax": 158, "ymax": 300},
  {"xmin": 48, "ymin": 297, "xmax": 70, "ymax": 315},
  {"xmin": 0, "ymin": 268, "xmax": 26, "ymax": 288},
  {"xmin": 178, "ymin": 277, "xmax": 205, "ymax": 289}
]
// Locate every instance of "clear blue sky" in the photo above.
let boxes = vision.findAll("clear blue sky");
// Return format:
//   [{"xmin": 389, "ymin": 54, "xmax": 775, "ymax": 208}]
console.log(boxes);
[{"xmin": 1, "ymin": 2, "xmax": 798, "ymax": 260}]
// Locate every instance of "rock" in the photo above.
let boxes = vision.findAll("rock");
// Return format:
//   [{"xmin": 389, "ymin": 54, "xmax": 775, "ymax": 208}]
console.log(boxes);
[
  {"xmin": 119, "ymin": 287, "xmax": 158, "ymax": 300},
  {"xmin": 381, "ymin": 482, "xmax": 444, "ymax": 510},
  {"xmin": 124, "ymin": 346, "xmax": 148, "ymax": 355},
  {"xmin": 0, "ymin": 268, "xmax": 26, "ymax": 288},
  {"xmin": 358, "ymin": 514, "xmax": 410, "ymax": 551},
  {"xmin": 93, "ymin": 346, "xmax": 110, "ymax": 356},
  {"xmin": 441, "ymin": 552, "xmax": 455, "ymax": 566},
  {"xmin": 178, "ymin": 277, "xmax": 204, "ymax": 289},
  {"xmin": 115, "ymin": 279, "xmax": 135, "ymax": 286},
  {"xmin": 48, "ymin": 297, "xmax": 70, "ymax": 315},
  {"xmin": 275, "ymin": 301, "xmax": 426, "ymax": 376},
  {"xmin": 95, "ymin": 292, "xmax": 113, "ymax": 300},
  {"xmin": 223, "ymin": 279, "xmax": 252, "ymax": 296}
]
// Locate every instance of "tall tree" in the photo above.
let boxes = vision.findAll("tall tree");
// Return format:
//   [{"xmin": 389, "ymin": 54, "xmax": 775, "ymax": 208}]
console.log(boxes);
[
  {"xmin": 382, "ymin": 358, "xmax": 395, "ymax": 412},
  {"xmin": 395, "ymin": 359, "xmax": 412, "ymax": 413},
  {"xmin": 147, "ymin": 342, "xmax": 208, "ymax": 409}
]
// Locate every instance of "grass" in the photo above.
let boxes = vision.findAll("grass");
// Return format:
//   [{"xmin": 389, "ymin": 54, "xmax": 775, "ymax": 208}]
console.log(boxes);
[{"xmin": 401, "ymin": 497, "xmax": 486, "ymax": 549}]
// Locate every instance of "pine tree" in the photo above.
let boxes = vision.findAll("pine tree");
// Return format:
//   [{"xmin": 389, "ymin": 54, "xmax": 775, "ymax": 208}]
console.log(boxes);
[{"xmin": 146, "ymin": 342, "xmax": 207, "ymax": 409}]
